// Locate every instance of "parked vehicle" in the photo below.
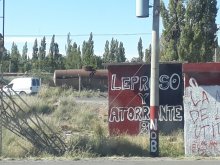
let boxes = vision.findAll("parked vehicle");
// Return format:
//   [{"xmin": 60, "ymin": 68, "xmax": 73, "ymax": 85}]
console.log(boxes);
[{"xmin": 3, "ymin": 77, "xmax": 41, "ymax": 95}]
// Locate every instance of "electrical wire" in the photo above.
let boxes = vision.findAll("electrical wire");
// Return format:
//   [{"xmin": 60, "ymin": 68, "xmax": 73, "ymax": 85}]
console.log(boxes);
[{"xmin": 4, "ymin": 33, "xmax": 152, "ymax": 38}]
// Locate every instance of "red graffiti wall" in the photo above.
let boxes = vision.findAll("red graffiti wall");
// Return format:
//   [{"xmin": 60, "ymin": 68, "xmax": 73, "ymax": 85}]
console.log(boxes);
[{"xmin": 107, "ymin": 63, "xmax": 183, "ymax": 136}]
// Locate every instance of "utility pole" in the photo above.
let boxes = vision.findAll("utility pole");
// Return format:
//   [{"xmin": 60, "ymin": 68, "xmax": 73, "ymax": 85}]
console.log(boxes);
[
  {"xmin": 149, "ymin": 0, "xmax": 160, "ymax": 157},
  {"xmin": 0, "ymin": 0, "xmax": 5, "ymax": 157},
  {"xmin": 136, "ymin": 0, "xmax": 160, "ymax": 157}
]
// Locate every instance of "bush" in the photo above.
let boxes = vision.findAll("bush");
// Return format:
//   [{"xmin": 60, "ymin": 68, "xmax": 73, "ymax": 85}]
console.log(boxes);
[{"xmin": 1, "ymin": 86, "xmax": 184, "ymax": 158}]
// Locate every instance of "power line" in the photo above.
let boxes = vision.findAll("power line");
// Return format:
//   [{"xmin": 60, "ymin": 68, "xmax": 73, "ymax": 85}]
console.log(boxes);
[{"xmin": 4, "ymin": 33, "xmax": 152, "ymax": 38}]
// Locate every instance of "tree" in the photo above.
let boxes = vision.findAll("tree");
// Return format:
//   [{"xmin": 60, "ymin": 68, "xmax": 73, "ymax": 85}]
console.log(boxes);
[
  {"xmin": 10, "ymin": 42, "xmax": 21, "ymax": 72},
  {"xmin": 145, "ymin": 44, "xmax": 151, "ymax": 63},
  {"xmin": 22, "ymin": 42, "xmax": 28, "ymax": 61},
  {"xmin": 161, "ymin": 0, "xmax": 218, "ymax": 62},
  {"xmin": 109, "ymin": 38, "xmax": 117, "ymax": 62},
  {"xmin": 160, "ymin": 0, "xmax": 185, "ymax": 61},
  {"xmin": 65, "ymin": 42, "xmax": 82, "ymax": 69},
  {"xmin": 76, "ymin": 46, "xmax": 82, "ymax": 69},
  {"xmin": 94, "ymin": 55, "xmax": 103, "ymax": 69},
  {"xmin": 31, "ymin": 39, "xmax": 39, "ymax": 70},
  {"xmin": 39, "ymin": 36, "xmax": 46, "ymax": 61},
  {"xmin": 32, "ymin": 39, "xmax": 38, "ymax": 61},
  {"xmin": 53, "ymin": 43, "xmax": 64, "ymax": 70},
  {"xmin": 49, "ymin": 35, "xmax": 55, "ymax": 58},
  {"xmin": 103, "ymin": 40, "xmax": 110, "ymax": 63},
  {"xmin": 21, "ymin": 42, "xmax": 31, "ymax": 72},
  {"xmin": 38, "ymin": 36, "xmax": 46, "ymax": 70},
  {"xmin": 0, "ymin": 33, "xmax": 10, "ymax": 72},
  {"xmin": 66, "ymin": 32, "xmax": 72, "ymax": 58},
  {"xmin": 46, "ymin": 35, "xmax": 56, "ymax": 72},
  {"xmin": 65, "ymin": 33, "xmax": 73, "ymax": 69},
  {"xmin": 107, "ymin": 38, "xmax": 126, "ymax": 63},
  {"xmin": 0, "ymin": 33, "xmax": 4, "ymax": 61},
  {"xmin": 179, "ymin": 0, "xmax": 218, "ymax": 62},
  {"xmin": 138, "ymin": 37, "xmax": 144, "ymax": 62},
  {"xmin": 82, "ymin": 32, "xmax": 96, "ymax": 68},
  {"xmin": 116, "ymin": 42, "xmax": 126, "ymax": 62}
]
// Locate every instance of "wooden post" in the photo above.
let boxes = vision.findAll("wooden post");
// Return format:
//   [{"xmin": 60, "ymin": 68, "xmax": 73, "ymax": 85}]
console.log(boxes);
[{"xmin": 78, "ymin": 74, "xmax": 81, "ymax": 92}]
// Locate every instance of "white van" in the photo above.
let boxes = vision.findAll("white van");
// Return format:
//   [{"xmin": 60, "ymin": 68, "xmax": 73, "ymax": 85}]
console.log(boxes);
[{"xmin": 3, "ymin": 77, "xmax": 41, "ymax": 95}]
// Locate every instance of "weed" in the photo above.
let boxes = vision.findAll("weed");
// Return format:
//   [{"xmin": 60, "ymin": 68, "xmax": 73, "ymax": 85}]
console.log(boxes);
[{"xmin": 1, "ymin": 86, "xmax": 185, "ymax": 158}]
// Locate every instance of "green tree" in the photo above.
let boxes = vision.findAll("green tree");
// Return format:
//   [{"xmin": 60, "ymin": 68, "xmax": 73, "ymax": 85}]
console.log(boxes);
[
  {"xmin": 53, "ymin": 43, "xmax": 64, "ymax": 70},
  {"xmin": 22, "ymin": 42, "xmax": 28, "ymax": 61},
  {"xmin": 116, "ymin": 42, "xmax": 126, "ymax": 62},
  {"xmin": 38, "ymin": 36, "xmax": 46, "ymax": 70},
  {"xmin": 32, "ymin": 39, "xmax": 39, "ymax": 70},
  {"xmin": 39, "ymin": 36, "xmax": 46, "ymax": 61},
  {"xmin": 32, "ymin": 39, "xmax": 38, "ymax": 60},
  {"xmin": 94, "ymin": 55, "xmax": 103, "ymax": 69},
  {"xmin": 10, "ymin": 42, "xmax": 21, "ymax": 72},
  {"xmin": 21, "ymin": 42, "xmax": 31, "ymax": 72},
  {"xmin": 65, "ymin": 33, "xmax": 73, "ymax": 69},
  {"xmin": 0, "ymin": 33, "xmax": 9, "ymax": 72},
  {"xmin": 179, "ymin": 0, "xmax": 218, "ymax": 62},
  {"xmin": 82, "ymin": 32, "xmax": 96, "ymax": 68},
  {"xmin": 65, "ymin": 42, "xmax": 82, "ymax": 69},
  {"xmin": 76, "ymin": 46, "xmax": 82, "ymax": 69},
  {"xmin": 160, "ymin": 0, "xmax": 185, "ymax": 61},
  {"xmin": 103, "ymin": 38, "xmax": 126, "ymax": 63},
  {"xmin": 46, "ymin": 35, "xmax": 56, "ymax": 72},
  {"xmin": 161, "ymin": 0, "xmax": 218, "ymax": 62},
  {"xmin": 109, "ymin": 38, "xmax": 117, "ymax": 62},
  {"xmin": 66, "ymin": 32, "xmax": 72, "ymax": 58},
  {"xmin": 103, "ymin": 40, "xmax": 110, "ymax": 63},
  {"xmin": 0, "ymin": 33, "xmax": 4, "ymax": 61},
  {"xmin": 145, "ymin": 44, "xmax": 151, "ymax": 63},
  {"xmin": 138, "ymin": 37, "xmax": 144, "ymax": 62},
  {"xmin": 1, "ymin": 51, "xmax": 10, "ymax": 72},
  {"xmin": 64, "ymin": 33, "xmax": 81, "ymax": 69}
]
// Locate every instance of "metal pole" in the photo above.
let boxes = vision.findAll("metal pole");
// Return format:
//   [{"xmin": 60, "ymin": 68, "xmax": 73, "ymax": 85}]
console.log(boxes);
[
  {"xmin": 0, "ymin": 0, "xmax": 4, "ymax": 156},
  {"xmin": 149, "ymin": 0, "xmax": 160, "ymax": 157},
  {"xmin": 2, "ymin": 0, "xmax": 4, "ymax": 45},
  {"xmin": 0, "ymin": 101, "xmax": 1, "ymax": 157},
  {"xmin": 78, "ymin": 74, "xmax": 81, "ymax": 92},
  {"xmin": 0, "ymin": 65, "xmax": 2, "ymax": 157}
]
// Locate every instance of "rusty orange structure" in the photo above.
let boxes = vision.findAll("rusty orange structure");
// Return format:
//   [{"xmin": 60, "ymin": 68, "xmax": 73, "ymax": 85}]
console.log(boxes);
[{"xmin": 53, "ymin": 69, "xmax": 108, "ymax": 91}]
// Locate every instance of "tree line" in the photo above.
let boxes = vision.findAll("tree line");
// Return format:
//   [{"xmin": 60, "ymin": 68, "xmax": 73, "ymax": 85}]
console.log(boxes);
[
  {"xmin": 0, "ymin": 33, "xmax": 137, "ymax": 73},
  {"xmin": 0, "ymin": 0, "xmax": 219, "ymax": 73},
  {"xmin": 0, "ymin": 32, "xmax": 150, "ymax": 73}
]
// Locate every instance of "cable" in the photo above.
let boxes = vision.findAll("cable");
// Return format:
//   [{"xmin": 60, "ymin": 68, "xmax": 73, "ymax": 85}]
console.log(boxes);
[{"xmin": 4, "ymin": 33, "xmax": 152, "ymax": 38}]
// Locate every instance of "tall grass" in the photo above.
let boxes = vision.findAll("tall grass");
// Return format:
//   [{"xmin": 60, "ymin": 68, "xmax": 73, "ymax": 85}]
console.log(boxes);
[
  {"xmin": 2, "ymin": 128, "xmax": 36, "ymax": 158},
  {"xmin": 1, "ymin": 86, "xmax": 184, "ymax": 158}
]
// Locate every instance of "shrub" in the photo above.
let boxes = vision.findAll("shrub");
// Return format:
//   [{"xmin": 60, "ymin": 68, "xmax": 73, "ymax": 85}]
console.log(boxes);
[{"xmin": 1, "ymin": 86, "xmax": 184, "ymax": 158}]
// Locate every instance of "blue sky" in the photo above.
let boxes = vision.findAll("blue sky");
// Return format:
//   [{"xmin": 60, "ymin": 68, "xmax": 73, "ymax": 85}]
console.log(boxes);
[{"xmin": 0, "ymin": 0, "xmax": 220, "ymax": 60}]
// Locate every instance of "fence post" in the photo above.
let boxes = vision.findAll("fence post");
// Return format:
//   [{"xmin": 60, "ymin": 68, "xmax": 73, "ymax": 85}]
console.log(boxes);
[{"xmin": 78, "ymin": 74, "xmax": 81, "ymax": 92}]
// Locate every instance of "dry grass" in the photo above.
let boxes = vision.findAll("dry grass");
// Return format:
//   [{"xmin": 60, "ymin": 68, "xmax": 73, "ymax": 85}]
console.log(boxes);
[{"xmin": 1, "ymin": 86, "xmax": 184, "ymax": 158}]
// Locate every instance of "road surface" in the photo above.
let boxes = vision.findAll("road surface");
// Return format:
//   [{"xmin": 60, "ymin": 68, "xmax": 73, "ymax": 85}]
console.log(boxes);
[{"xmin": 1, "ymin": 158, "xmax": 220, "ymax": 165}]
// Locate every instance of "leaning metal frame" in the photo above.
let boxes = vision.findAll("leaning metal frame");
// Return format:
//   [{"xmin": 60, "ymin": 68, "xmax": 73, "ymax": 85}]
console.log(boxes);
[{"xmin": 0, "ymin": 88, "xmax": 67, "ymax": 155}]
